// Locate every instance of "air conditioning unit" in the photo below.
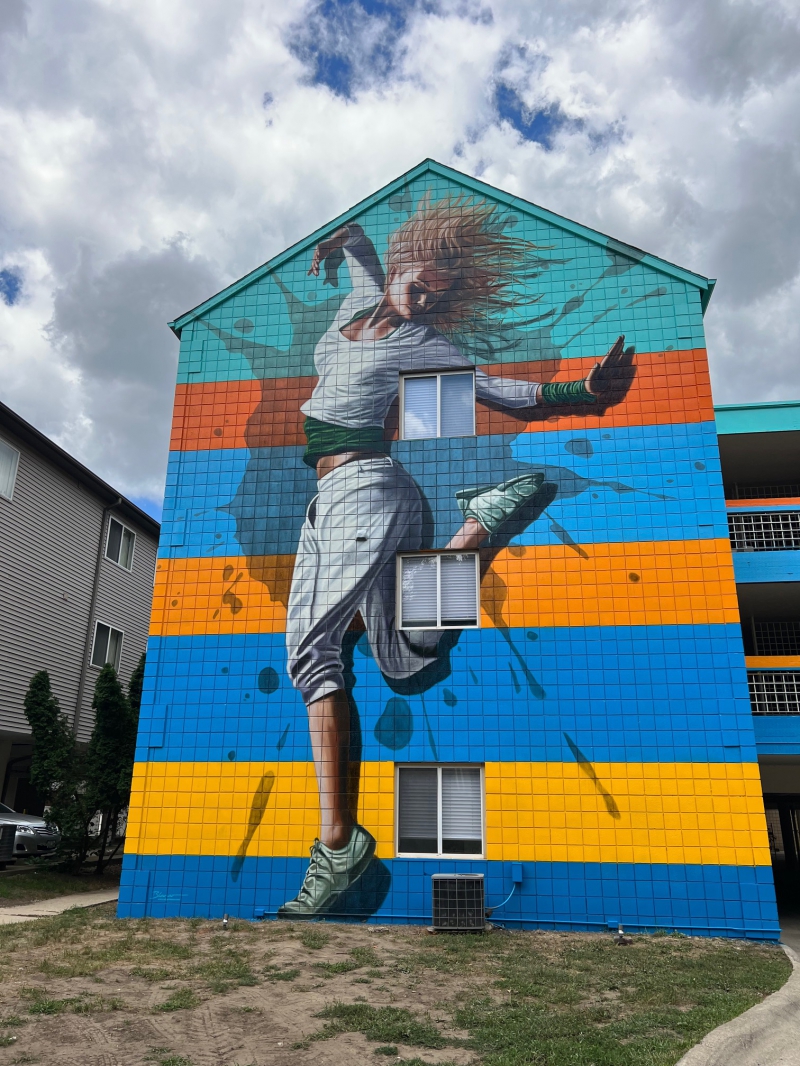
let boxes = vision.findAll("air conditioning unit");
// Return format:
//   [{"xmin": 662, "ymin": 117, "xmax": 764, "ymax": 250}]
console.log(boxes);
[{"xmin": 431, "ymin": 873, "xmax": 485, "ymax": 931}]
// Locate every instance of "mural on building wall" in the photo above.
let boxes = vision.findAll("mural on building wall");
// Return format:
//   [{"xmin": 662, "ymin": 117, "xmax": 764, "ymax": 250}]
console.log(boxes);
[
  {"xmin": 122, "ymin": 163, "xmax": 776, "ymax": 938},
  {"xmin": 212, "ymin": 194, "xmax": 636, "ymax": 918}
]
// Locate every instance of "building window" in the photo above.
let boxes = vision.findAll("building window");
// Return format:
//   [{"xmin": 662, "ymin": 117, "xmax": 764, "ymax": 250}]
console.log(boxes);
[
  {"xmin": 106, "ymin": 517, "xmax": 136, "ymax": 569},
  {"xmin": 91, "ymin": 622, "xmax": 123, "ymax": 671},
  {"xmin": 398, "ymin": 553, "xmax": 479, "ymax": 629},
  {"xmin": 0, "ymin": 438, "xmax": 20, "ymax": 501},
  {"xmin": 728, "ymin": 511, "xmax": 800, "ymax": 551},
  {"xmin": 748, "ymin": 672, "xmax": 800, "ymax": 715},
  {"xmin": 396, "ymin": 765, "xmax": 484, "ymax": 856},
  {"xmin": 401, "ymin": 372, "xmax": 475, "ymax": 440},
  {"xmin": 753, "ymin": 621, "xmax": 800, "ymax": 656}
]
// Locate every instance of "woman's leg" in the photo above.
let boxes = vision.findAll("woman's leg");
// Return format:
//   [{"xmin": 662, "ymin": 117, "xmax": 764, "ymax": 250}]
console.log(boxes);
[
  {"xmin": 443, "ymin": 517, "xmax": 489, "ymax": 551},
  {"xmin": 307, "ymin": 689, "xmax": 354, "ymax": 850}
]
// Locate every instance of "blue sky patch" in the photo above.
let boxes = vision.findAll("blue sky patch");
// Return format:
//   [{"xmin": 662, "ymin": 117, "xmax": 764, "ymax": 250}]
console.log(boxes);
[
  {"xmin": 494, "ymin": 84, "xmax": 582, "ymax": 149},
  {"xmin": 286, "ymin": 0, "xmax": 426, "ymax": 98},
  {"xmin": 131, "ymin": 494, "xmax": 163, "ymax": 522},
  {"xmin": 0, "ymin": 267, "xmax": 22, "ymax": 306}
]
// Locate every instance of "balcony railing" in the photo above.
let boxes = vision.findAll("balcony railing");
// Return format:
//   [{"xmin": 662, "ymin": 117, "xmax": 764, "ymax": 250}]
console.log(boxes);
[
  {"xmin": 748, "ymin": 671, "xmax": 800, "ymax": 715},
  {"xmin": 751, "ymin": 621, "xmax": 800, "ymax": 656},
  {"xmin": 728, "ymin": 511, "xmax": 800, "ymax": 551},
  {"xmin": 728, "ymin": 484, "xmax": 800, "ymax": 500}
]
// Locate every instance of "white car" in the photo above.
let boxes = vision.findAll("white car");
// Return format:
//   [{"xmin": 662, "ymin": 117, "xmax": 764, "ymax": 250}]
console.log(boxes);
[{"xmin": 0, "ymin": 801, "xmax": 60, "ymax": 865}]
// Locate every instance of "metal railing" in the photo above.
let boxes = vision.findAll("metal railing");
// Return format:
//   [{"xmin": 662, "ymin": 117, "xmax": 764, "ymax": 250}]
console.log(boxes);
[
  {"xmin": 728, "ymin": 511, "xmax": 800, "ymax": 551},
  {"xmin": 748, "ymin": 671, "xmax": 800, "ymax": 715}
]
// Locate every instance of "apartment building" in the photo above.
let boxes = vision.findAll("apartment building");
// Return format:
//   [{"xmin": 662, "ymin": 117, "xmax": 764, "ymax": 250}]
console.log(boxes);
[
  {"xmin": 717, "ymin": 400, "xmax": 800, "ymax": 903},
  {"xmin": 0, "ymin": 399, "xmax": 159, "ymax": 811},
  {"xmin": 120, "ymin": 160, "xmax": 777, "ymax": 938}
]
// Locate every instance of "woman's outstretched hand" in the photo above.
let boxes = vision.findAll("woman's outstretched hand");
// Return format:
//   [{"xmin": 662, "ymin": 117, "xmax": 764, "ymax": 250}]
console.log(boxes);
[
  {"xmin": 308, "ymin": 226, "xmax": 350, "ymax": 277},
  {"xmin": 585, "ymin": 335, "xmax": 636, "ymax": 405}
]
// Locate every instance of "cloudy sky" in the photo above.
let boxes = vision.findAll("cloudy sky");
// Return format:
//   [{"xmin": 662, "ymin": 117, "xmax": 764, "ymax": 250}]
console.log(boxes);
[{"xmin": 1, "ymin": 0, "xmax": 798, "ymax": 518}]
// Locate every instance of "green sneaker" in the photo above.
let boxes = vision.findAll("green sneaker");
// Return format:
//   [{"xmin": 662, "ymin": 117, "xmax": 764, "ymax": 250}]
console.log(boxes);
[
  {"xmin": 455, "ymin": 473, "xmax": 547, "ymax": 534},
  {"xmin": 277, "ymin": 824, "xmax": 376, "ymax": 920}
]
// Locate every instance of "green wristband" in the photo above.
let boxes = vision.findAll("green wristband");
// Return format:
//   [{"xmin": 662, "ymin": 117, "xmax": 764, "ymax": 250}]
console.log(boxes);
[{"xmin": 541, "ymin": 380, "xmax": 597, "ymax": 406}]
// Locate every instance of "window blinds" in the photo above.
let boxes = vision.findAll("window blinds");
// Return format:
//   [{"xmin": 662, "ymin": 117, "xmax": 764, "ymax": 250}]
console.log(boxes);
[
  {"xmin": 403, "ymin": 376, "xmax": 438, "ymax": 439},
  {"xmin": 441, "ymin": 768, "xmax": 483, "ymax": 854},
  {"xmin": 397, "ymin": 767, "xmax": 438, "ymax": 853},
  {"xmin": 440, "ymin": 554, "xmax": 478, "ymax": 626},
  {"xmin": 440, "ymin": 373, "xmax": 475, "ymax": 437},
  {"xmin": 401, "ymin": 556, "xmax": 438, "ymax": 627}
]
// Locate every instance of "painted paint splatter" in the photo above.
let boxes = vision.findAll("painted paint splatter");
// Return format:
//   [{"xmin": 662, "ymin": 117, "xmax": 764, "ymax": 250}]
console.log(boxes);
[{"xmin": 230, "ymin": 772, "xmax": 276, "ymax": 881}]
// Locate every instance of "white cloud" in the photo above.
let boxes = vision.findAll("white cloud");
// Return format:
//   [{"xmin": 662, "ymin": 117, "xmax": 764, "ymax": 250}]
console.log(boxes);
[{"xmin": 0, "ymin": 0, "xmax": 798, "ymax": 507}]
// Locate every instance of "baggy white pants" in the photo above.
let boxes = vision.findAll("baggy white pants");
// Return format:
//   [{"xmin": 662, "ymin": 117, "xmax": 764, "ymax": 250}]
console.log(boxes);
[{"xmin": 286, "ymin": 457, "xmax": 441, "ymax": 706}]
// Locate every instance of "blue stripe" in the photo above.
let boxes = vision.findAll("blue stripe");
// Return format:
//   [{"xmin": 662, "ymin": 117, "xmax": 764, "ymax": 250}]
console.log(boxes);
[
  {"xmin": 117, "ymin": 853, "xmax": 779, "ymax": 940},
  {"xmin": 732, "ymin": 550, "xmax": 800, "ymax": 583},
  {"xmin": 159, "ymin": 421, "xmax": 727, "ymax": 559},
  {"xmin": 752, "ymin": 714, "xmax": 800, "ymax": 756},
  {"xmin": 136, "ymin": 624, "xmax": 755, "ymax": 764}
]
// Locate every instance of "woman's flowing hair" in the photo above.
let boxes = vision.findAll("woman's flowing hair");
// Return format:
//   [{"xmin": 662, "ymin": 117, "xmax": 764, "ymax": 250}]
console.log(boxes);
[{"xmin": 385, "ymin": 193, "xmax": 553, "ymax": 337}]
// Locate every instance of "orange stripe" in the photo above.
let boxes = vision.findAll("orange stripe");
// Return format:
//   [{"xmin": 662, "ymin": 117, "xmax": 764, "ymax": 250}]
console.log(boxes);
[
  {"xmin": 169, "ymin": 348, "xmax": 713, "ymax": 453},
  {"xmin": 746, "ymin": 657, "xmax": 800, "ymax": 669},
  {"xmin": 726, "ymin": 498, "xmax": 800, "ymax": 508},
  {"xmin": 150, "ymin": 538, "xmax": 739, "ymax": 637}
]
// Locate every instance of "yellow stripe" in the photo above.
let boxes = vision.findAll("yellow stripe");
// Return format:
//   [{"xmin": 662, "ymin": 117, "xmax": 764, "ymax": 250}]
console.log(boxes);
[
  {"xmin": 125, "ymin": 760, "xmax": 770, "ymax": 867},
  {"xmin": 150, "ymin": 539, "xmax": 740, "ymax": 637},
  {"xmin": 746, "ymin": 657, "xmax": 800, "ymax": 669}
]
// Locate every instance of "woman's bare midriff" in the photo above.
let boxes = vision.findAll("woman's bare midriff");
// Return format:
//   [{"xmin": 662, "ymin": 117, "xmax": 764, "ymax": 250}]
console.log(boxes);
[{"xmin": 315, "ymin": 451, "xmax": 386, "ymax": 481}]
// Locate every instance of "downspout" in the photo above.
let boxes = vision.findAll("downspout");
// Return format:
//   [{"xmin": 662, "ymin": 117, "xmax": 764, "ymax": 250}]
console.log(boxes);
[{"xmin": 73, "ymin": 497, "xmax": 122, "ymax": 738}]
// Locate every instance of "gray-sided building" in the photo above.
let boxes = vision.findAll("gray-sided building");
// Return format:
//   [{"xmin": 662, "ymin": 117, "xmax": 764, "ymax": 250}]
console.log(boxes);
[{"xmin": 0, "ymin": 399, "xmax": 160, "ymax": 812}]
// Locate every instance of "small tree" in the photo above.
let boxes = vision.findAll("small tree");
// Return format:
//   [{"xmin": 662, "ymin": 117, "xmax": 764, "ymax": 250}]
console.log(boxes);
[
  {"xmin": 85, "ymin": 664, "xmax": 137, "ymax": 874},
  {"xmin": 128, "ymin": 652, "xmax": 145, "ymax": 728},
  {"xmin": 22, "ymin": 671, "xmax": 94, "ymax": 872},
  {"xmin": 23, "ymin": 671, "xmax": 73, "ymax": 806}
]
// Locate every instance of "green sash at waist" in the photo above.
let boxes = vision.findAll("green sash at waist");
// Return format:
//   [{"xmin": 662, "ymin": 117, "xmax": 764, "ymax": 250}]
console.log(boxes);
[{"xmin": 303, "ymin": 417, "xmax": 388, "ymax": 469}]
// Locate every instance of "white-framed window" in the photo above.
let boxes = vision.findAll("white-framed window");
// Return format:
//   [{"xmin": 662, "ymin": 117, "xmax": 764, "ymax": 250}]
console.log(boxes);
[
  {"xmin": 397, "ymin": 552, "xmax": 479, "ymax": 630},
  {"xmin": 106, "ymin": 516, "xmax": 136, "ymax": 570},
  {"xmin": 396, "ymin": 765, "xmax": 484, "ymax": 857},
  {"xmin": 401, "ymin": 372, "xmax": 475, "ymax": 440},
  {"xmin": 0, "ymin": 438, "xmax": 20, "ymax": 501},
  {"xmin": 91, "ymin": 622, "xmax": 123, "ymax": 671}
]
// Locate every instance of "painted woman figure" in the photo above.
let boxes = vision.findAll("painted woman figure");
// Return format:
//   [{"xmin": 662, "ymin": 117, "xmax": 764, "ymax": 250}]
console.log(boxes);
[{"xmin": 280, "ymin": 196, "xmax": 634, "ymax": 918}]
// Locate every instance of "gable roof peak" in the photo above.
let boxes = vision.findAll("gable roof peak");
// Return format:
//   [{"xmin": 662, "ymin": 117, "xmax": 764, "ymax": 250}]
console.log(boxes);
[{"xmin": 169, "ymin": 158, "xmax": 714, "ymax": 335}]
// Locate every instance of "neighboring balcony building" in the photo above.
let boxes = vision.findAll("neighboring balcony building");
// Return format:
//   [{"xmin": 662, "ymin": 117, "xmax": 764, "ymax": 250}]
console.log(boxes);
[
  {"xmin": 121, "ymin": 159, "xmax": 779, "ymax": 939},
  {"xmin": 0, "ymin": 400, "xmax": 160, "ymax": 812},
  {"xmin": 716, "ymin": 401, "xmax": 800, "ymax": 888}
]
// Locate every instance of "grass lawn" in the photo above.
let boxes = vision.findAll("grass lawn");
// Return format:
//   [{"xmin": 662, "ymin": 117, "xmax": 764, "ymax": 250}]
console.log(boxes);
[
  {"xmin": 0, "ymin": 905, "xmax": 790, "ymax": 1066},
  {"xmin": 0, "ymin": 862, "xmax": 121, "ymax": 906}
]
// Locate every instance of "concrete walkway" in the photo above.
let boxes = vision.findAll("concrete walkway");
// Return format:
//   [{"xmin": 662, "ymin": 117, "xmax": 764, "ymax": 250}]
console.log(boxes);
[
  {"xmin": 0, "ymin": 890, "xmax": 118, "ymax": 926},
  {"xmin": 676, "ymin": 925, "xmax": 800, "ymax": 1066}
]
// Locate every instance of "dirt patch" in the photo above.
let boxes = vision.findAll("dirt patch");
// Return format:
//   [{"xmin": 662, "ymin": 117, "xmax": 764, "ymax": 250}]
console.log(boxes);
[{"xmin": 0, "ymin": 904, "xmax": 790, "ymax": 1066}]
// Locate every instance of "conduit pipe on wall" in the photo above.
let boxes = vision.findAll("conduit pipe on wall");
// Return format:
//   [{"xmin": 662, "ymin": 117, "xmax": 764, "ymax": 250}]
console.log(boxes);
[{"xmin": 73, "ymin": 497, "xmax": 122, "ymax": 739}]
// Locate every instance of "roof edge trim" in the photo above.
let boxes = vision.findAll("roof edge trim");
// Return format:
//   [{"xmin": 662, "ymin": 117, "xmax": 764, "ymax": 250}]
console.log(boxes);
[{"xmin": 0, "ymin": 399, "xmax": 161, "ymax": 538}]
